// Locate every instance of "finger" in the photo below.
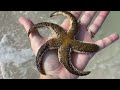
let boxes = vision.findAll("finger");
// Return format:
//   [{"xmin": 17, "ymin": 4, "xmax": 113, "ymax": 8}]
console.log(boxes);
[
  {"xmin": 19, "ymin": 17, "xmax": 43, "ymax": 39},
  {"xmin": 73, "ymin": 33, "xmax": 119, "ymax": 70},
  {"xmin": 61, "ymin": 11, "xmax": 81, "ymax": 30},
  {"xmin": 19, "ymin": 17, "xmax": 45, "ymax": 55},
  {"xmin": 88, "ymin": 11, "xmax": 110, "ymax": 35},
  {"xmin": 80, "ymin": 11, "xmax": 96, "ymax": 27},
  {"xmin": 95, "ymin": 33, "xmax": 119, "ymax": 50}
]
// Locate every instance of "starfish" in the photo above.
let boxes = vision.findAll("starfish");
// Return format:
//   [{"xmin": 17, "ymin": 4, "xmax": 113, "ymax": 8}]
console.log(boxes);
[{"xmin": 28, "ymin": 11, "xmax": 99, "ymax": 76}]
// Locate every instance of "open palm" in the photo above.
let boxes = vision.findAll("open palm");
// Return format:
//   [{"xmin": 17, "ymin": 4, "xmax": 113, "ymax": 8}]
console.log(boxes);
[{"xmin": 19, "ymin": 11, "xmax": 119, "ymax": 79}]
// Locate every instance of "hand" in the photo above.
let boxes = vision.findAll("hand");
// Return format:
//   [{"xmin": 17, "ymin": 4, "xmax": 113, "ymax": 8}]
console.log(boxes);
[{"xmin": 19, "ymin": 11, "xmax": 119, "ymax": 79}]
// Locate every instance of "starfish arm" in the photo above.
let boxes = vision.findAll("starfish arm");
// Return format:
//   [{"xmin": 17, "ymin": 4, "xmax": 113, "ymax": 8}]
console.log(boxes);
[
  {"xmin": 50, "ymin": 11, "xmax": 78, "ymax": 38},
  {"xmin": 58, "ymin": 44, "xmax": 90, "ymax": 76},
  {"xmin": 36, "ymin": 38, "xmax": 62, "ymax": 75},
  {"xmin": 36, "ymin": 42, "xmax": 49, "ymax": 74},
  {"xmin": 28, "ymin": 22, "xmax": 66, "ymax": 37},
  {"xmin": 71, "ymin": 40, "xmax": 100, "ymax": 53}
]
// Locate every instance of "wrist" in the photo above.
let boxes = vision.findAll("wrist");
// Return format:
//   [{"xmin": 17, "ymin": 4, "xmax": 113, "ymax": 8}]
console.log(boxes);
[{"xmin": 40, "ymin": 73, "xmax": 61, "ymax": 79}]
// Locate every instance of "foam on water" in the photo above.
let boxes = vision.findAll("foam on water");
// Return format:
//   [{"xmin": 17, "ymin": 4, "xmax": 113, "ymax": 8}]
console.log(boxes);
[
  {"xmin": 0, "ymin": 34, "xmax": 39, "ymax": 79},
  {"xmin": 0, "ymin": 11, "xmax": 61, "ymax": 79},
  {"xmin": 0, "ymin": 34, "xmax": 33, "ymax": 63},
  {"xmin": 0, "ymin": 11, "xmax": 119, "ymax": 79}
]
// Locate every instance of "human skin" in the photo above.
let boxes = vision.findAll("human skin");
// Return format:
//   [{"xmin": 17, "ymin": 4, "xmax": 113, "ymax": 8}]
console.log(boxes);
[{"xmin": 19, "ymin": 11, "xmax": 119, "ymax": 79}]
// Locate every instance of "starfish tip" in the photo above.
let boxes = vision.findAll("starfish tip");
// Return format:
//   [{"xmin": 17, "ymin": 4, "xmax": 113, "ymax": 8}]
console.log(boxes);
[{"xmin": 50, "ymin": 14, "xmax": 54, "ymax": 17}]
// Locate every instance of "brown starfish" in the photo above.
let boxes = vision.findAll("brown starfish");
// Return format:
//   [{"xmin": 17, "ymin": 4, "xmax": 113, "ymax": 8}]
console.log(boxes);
[{"xmin": 28, "ymin": 11, "xmax": 99, "ymax": 76}]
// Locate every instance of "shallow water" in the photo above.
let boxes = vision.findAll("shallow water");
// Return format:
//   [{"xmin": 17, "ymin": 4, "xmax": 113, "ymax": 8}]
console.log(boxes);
[{"xmin": 0, "ymin": 11, "xmax": 119, "ymax": 79}]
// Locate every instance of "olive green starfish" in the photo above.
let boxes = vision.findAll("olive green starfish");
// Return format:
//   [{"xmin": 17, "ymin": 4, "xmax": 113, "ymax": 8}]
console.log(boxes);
[{"xmin": 28, "ymin": 11, "xmax": 99, "ymax": 76}]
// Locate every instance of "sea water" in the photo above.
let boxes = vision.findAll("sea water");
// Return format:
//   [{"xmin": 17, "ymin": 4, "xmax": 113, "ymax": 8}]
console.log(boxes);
[{"xmin": 0, "ymin": 11, "xmax": 119, "ymax": 79}]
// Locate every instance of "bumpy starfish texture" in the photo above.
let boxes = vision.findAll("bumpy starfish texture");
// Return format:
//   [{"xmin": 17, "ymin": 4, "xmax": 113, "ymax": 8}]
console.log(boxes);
[{"xmin": 28, "ymin": 11, "xmax": 99, "ymax": 76}]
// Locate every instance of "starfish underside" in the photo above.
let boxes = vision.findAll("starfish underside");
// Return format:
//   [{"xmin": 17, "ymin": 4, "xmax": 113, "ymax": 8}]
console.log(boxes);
[{"xmin": 28, "ymin": 11, "xmax": 99, "ymax": 76}]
